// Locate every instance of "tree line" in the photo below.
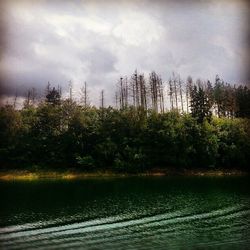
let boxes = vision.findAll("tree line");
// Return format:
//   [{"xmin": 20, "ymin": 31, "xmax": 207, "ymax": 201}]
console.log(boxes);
[
  {"xmin": 0, "ymin": 71, "xmax": 249, "ymax": 172},
  {"xmin": 115, "ymin": 71, "xmax": 250, "ymax": 120}
]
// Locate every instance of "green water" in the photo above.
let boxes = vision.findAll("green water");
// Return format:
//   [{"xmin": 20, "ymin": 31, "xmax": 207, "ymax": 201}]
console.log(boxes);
[{"xmin": 0, "ymin": 176, "xmax": 249, "ymax": 249}]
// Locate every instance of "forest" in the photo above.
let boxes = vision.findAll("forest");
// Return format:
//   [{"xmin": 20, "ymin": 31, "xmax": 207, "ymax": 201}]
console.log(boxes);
[{"xmin": 0, "ymin": 71, "xmax": 250, "ymax": 172}]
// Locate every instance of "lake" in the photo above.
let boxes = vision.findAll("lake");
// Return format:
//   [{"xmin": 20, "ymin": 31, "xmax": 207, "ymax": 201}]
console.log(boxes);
[{"xmin": 0, "ymin": 176, "xmax": 249, "ymax": 249}]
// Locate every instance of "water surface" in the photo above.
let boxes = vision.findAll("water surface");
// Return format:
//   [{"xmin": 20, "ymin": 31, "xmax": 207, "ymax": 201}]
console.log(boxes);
[{"xmin": 0, "ymin": 176, "xmax": 249, "ymax": 249}]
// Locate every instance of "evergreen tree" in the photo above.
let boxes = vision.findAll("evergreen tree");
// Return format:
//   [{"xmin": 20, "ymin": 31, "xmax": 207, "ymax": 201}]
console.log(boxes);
[
  {"xmin": 190, "ymin": 85, "xmax": 212, "ymax": 123},
  {"xmin": 46, "ymin": 87, "xmax": 61, "ymax": 105}
]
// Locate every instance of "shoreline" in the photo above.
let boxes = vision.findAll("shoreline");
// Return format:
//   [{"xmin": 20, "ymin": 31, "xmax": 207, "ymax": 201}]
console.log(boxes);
[{"xmin": 0, "ymin": 169, "xmax": 248, "ymax": 181}]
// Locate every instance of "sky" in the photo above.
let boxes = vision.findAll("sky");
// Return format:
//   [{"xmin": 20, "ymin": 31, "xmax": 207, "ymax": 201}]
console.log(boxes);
[{"xmin": 0, "ymin": 0, "xmax": 249, "ymax": 106}]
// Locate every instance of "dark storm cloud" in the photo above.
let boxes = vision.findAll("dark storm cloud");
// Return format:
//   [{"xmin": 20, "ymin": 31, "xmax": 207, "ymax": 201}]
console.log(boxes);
[
  {"xmin": 84, "ymin": 47, "xmax": 117, "ymax": 74},
  {"xmin": 0, "ymin": 0, "xmax": 249, "ymax": 105},
  {"xmin": 243, "ymin": 0, "xmax": 250, "ymax": 86}
]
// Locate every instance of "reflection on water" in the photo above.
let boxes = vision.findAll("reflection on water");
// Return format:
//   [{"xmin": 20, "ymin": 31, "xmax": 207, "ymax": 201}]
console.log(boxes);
[{"xmin": 0, "ymin": 176, "xmax": 249, "ymax": 249}]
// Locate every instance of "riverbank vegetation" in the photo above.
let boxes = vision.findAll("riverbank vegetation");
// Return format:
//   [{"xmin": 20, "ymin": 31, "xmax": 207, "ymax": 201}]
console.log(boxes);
[{"xmin": 0, "ymin": 72, "xmax": 249, "ymax": 172}]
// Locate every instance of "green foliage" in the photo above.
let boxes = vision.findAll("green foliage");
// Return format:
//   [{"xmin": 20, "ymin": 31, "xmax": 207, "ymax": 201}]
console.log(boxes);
[
  {"xmin": 235, "ymin": 86, "xmax": 250, "ymax": 118},
  {"xmin": 46, "ymin": 87, "xmax": 61, "ymax": 105},
  {"xmin": 189, "ymin": 76, "xmax": 249, "ymax": 120},
  {"xmin": 0, "ymin": 103, "xmax": 249, "ymax": 172},
  {"xmin": 190, "ymin": 85, "xmax": 212, "ymax": 123},
  {"xmin": 213, "ymin": 118, "xmax": 250, "ymax": 168},
  {"xmin": 75, "ymin": 155, "xmax": 94, "ymax": 169}
]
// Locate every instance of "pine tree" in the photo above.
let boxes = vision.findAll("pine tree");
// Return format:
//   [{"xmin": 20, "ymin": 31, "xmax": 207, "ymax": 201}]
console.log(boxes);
[
  {"xmin": 45, "ymin": 87, "xmax": 61, "ymax": 105},
  {"xmin": 190, "ymin": 84, "xmax": 212, "ymax": 123}
]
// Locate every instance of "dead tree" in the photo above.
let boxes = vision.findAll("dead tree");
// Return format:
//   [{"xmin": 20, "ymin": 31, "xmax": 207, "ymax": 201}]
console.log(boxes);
[
  {"xmin": 99, "ymin": 89, "xmax": 105, "ymax": 121},
  {"xmin": 120, "ymin": 77, "xmax": 124, "ymax": 109},
  {"xmin": 80, "ymin": 81, "xmax": 89, "ymax": 108},
  {"xmin": 26, "ymin": 89, "xmax": 31, "ymax": 107},
  {"xmin": 186, "ymin": 76, "xmax": 193, "ymax": 113},
  {"xmin": 173, "ymin": 73, "xmax": 178, "ymax": 110},
  {"xmin": 31, "ymin": 88, "xmax": 36, "ymax": 106},
  {"xmin": 69, "ymin": 80, "xmax": 73, "ymax": 101},
  {"xmin": 115, "ymin": 91, "xmax": 118, "ymax": 109},
  {"xmin": 139, "ymin": 74, "xmax": 147, "ymax": 110},
  {"xmin": 149, "ymin": 71, "xmax": 158, "ymax": 113},
  {"xmin": 178, "ymin": 76, "xmax": 184, "ymax": 113},
  {"xmin": 129, "ymin": 70, "xmax": 140, "ymax": 108},
  {"xmin": 13, "ymin": 89, "xmax": 18, "ymax": 109},
  {"xmin": 128, "ymin": 71, "xmax": 139, "ymax": 109},
  {"xmin": 100, "ymin": 89, "xmax": 104, "ymax": 109},
  {"xmin": 118, "ymin": 76, "xmax": 130, "ymax": 109},
  {"xmin": 131, "ymin": 77, "xmax": 136, "ymax": 107},
  {"xmin": 169, "ymin": 79, "xmax": 174, "ymax": 111},
  {"xmin": 27, "ymin": 90, "xmax": 31, "ymax": 104},
  {"xmin": 149, "ymin": 71, "xmax": 164, "ymax": 113},
  {"xmin": 158, "ymin": 77, "xmax": 164, "ymax": 113},
  {"xmin": 124, "ymin": 77, "xmax": 129, "ymax": 107}
]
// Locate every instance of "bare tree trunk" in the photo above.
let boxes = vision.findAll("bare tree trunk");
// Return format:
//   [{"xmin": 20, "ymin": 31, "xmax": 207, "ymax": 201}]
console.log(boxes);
[
  {"xmin": 186, "ymin": 76, "xmax": 193, "ymax": 113},
  {"xmin": 80, "ymin": 82, "xmax": 89, "ymax": 108},
  {"xmin": 135, "ymin": 71, "xmax": 139, "ymax": 108},
  {"xmin": 178, "ymin": 76, "xmax": 184, "ymax": 113},
  {"xmin": 100, "ymin": 90, "xmax": 104, "ymax": 109},
  {"xmin": 115, "ymin": 91, "xmax": 118, "ymax": 109},
  {"xmin": 160, "ymin": 79, "xmax": 164, "ymax": 113},
  {"xmin": 84, "ymin": 81, "xmax": 87, "ymax": 107},
  {"xmin": 157, "ymin": 78, "xmax": 162, "ymax": 113},
  {"xmin": 143, "ymin": 78, "xmax": 147, "ymax": 111},
  {"xmin": 25, "ymin": 89, "xmax": 31, "ymax": 107},
  {"xmin": 139, "ymin": 74, "xmax": 147, "ymax": 110},
  {"xmin": 31, "ymin": 88, "xmax": 36, "ymax": 106},
  {"xmin": 47, "ymin": 82, "xmax": 50, "ymax": 93},
  {"xmin": 186, "ymin": 83, "xmax": 189, "ymax": 113},
  {"xmin": 169, "ymin": 80, "xmax": 174, "ymax": 111},
  {"xmin": 69, "ymin": 80, "xmax": 73, "ymax": 101},
  {"xmin": 120, "ymin": 77, "xmax": 124, "ymax": 109},
  {"xmin": 132, "ymin": 80, "xmax": 136, "ymax": 107},
  {"xmin": 173, "ymin": 77, "xmax": 178, "ymax": 110},
  {"xmin": 150, "ymin": 71, "xmax": 160, "ymax": 113},
  {"xmin": 13, "ymin": 89, "xmax": 18, "ymax": 109},
  {"xmin": 100, "ymin": 89, "xmax": 105, "ymax": 121},
  {"xmin": 125, "ymin": 77, "xmax": 128, "ymax": 108}
]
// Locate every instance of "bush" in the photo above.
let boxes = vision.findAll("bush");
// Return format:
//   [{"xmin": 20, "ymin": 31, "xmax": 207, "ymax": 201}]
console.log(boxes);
[{"xmin": 0, "ymin": 103, "xmax": 249, "ymax": 172}]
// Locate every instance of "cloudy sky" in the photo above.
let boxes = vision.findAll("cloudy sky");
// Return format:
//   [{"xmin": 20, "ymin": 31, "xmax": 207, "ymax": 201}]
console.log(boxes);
[{"xmin": 0, "ymin": 0, "xmax": 249, "ymax": 106}]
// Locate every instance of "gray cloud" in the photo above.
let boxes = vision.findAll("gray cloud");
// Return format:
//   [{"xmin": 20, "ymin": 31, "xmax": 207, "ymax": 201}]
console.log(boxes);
[{"xmin": 0, "ymin": 0, "xmax": 249, "ymax": 105}]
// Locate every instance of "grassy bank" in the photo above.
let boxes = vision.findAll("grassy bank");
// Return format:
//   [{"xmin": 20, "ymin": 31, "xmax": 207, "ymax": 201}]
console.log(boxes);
[{"xmin": 0, "ymin": 169, "xmax": 248, "ymax": 181}]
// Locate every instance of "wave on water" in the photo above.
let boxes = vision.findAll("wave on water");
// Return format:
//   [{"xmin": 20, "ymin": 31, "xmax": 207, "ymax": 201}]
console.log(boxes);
[{"xmin": 1, "ymin": 204, "xmax": 249, "ymax": 250}]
